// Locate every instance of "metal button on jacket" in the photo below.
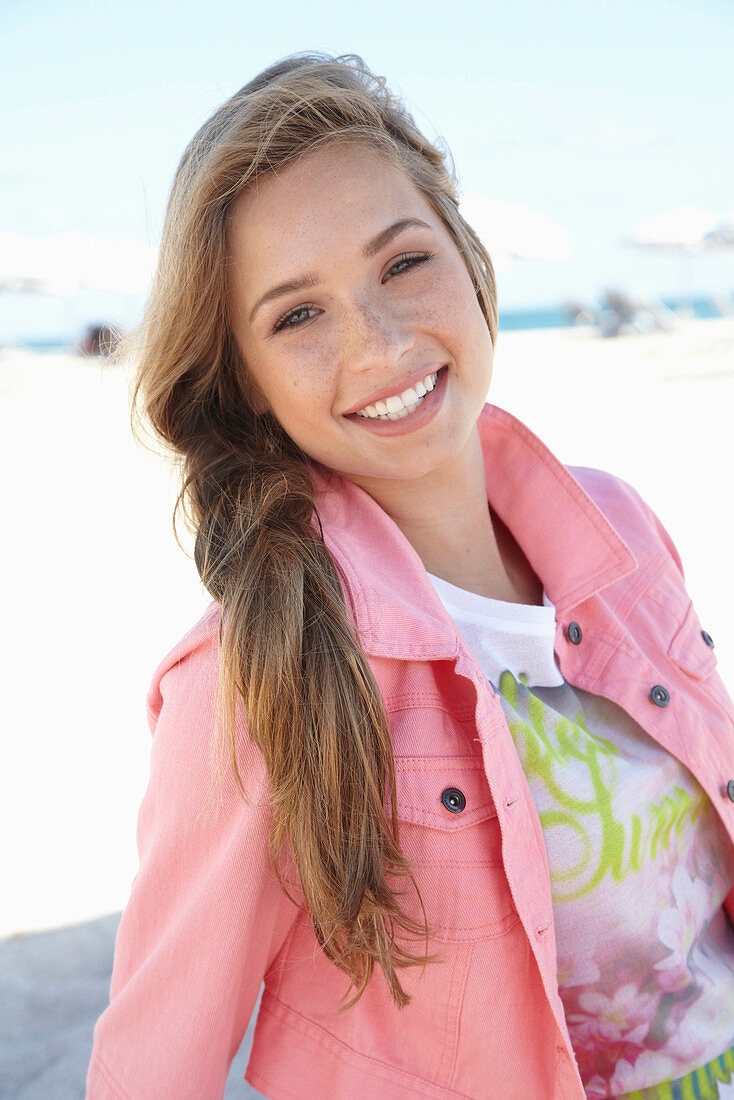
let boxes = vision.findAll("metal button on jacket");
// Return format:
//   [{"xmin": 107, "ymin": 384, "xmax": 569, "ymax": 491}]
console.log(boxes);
[
  {"xmin": 567, "ymin": 621, "xmax": 582, "ymax": 645},
  {"xmin": 702, "ymin": 630, "xmax": 715, "ymax": 648},
  {"xmin": 441, "ymin": 787, "xmax": 466, "ymax": 813},
  {"xmin": 650, "ymin": 684, "xmax": 670, "ymax": 707},
  {"xmin": 727, "ymin": 780, "xmax": 734, "ymax": 803}
]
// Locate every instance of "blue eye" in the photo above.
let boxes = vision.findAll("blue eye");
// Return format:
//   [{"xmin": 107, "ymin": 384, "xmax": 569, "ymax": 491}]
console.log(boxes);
[
  {"xmin": 272, "ymin": 305, "xmax": 318, "ymax": 333},
  {"xmin": 271, "ymin": 251, "xmax": 434, "ymax": 334},
  {"xmin": 384, "ymin": 251, "xmax": 433, "ymax": 279}
]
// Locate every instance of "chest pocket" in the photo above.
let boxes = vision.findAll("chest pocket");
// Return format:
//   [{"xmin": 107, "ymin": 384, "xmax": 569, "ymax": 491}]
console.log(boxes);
[
  {"xmin": 641, "ymin": 559, "xmax": 716, "ymax": 681},
  {"xmin": 667, "ymin": 598, "xmax": 717, "ymax": 682},
  {"xmin": 386, "ymin": 755, "xmax": 519, "ymax": 942}
]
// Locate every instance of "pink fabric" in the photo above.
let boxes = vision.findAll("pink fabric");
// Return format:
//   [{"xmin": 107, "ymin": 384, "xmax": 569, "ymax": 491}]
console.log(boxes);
[{"xmin": 86, "ymin": 404, "xmax": 734, "ymax": 1099}]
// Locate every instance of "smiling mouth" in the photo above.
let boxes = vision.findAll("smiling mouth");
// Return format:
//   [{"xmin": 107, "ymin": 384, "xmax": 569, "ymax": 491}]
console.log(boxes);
[{"xmin": 353, "ymin": 368, "xmax": 443, "ymax": 421}]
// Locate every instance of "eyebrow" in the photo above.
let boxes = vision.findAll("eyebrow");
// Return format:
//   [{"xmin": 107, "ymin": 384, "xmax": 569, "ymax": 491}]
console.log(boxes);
[{"xmin": 248, "ymin": 217, "xmax": 433, "ymax": 324}]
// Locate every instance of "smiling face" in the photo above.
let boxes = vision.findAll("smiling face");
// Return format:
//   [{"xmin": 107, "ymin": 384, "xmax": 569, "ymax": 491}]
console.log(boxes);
[{"xmin": 227, "ymin": 140, "xmax": 494, "ymax": 501}]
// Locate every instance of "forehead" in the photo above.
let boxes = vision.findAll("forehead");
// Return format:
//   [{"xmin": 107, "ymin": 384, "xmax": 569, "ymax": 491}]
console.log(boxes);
[{"xmin": 227, "ymin": 141, "xmax": 439, "ymax": 264}]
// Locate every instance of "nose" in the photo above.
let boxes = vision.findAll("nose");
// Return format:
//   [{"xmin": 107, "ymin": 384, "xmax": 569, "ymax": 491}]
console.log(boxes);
[{"xmin": 339, "ymin": 291, "xmax": 413, "ymax": 375}]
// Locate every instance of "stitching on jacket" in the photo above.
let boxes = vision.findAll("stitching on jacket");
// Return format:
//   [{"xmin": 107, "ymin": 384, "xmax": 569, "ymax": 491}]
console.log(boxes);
[
  {"xmin": 432, "ymin": 939, "xmax": 459, "ymax": 1087},
  {"xmin": 386, "ymin": 693, "xmax": 476, "ymax": 721},
  {"xmin": 396, "ymin": 808, "xmax": 496, "ymax": 827},
  {"xmin": 90, "ymin": 1053, "xmax": 132, "ymax": 1100},
  {"xmin": 396, "ymin": 858, "xmax": 503, "ymax": 869},
  {"xmin": 571, "ymin": 466, "xmax": 660, "ymax": 573},
  {"xmin": 608, "ymin": 548, "xmax": 669, "ymax": 622},
  {"xmin": 434, "ymin": 938, "xmax": 464, "ymax": 1088},
  {"xmin": 501, "ymin": 415, "xmax": 634, "ymax": 564},
  {"xmin": 393, "ymin": 757, "xmax": 484, "ymax": 773},
  {"xmin": 446, "ymin": 942, "xmax": 474, "ymax": 1090},
  {"xmin": 260, "ymin": 989, "xmax": 477, "ymax": 1099},
  {"xmin": 580, "ymin": 631, "xmax": 648, "ymax": 695},
  {"xmin": 428, "ymin": 911, "xmax": 521, "ymax": 942}
]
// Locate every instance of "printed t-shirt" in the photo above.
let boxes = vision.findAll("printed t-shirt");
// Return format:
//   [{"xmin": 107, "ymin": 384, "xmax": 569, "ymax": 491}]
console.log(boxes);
[{"xmin": 427, "ymin": 571, "xmax": 734, "ymax": 1100}]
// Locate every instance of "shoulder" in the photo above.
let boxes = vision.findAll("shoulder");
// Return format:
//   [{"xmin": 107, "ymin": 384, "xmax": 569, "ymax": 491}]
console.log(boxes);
[
  {"xmin": 141, "ymin": 600, "xmax": 270, "ymax": 817},
  {"xmin": 145, "ymin": 601, "xmax": 223, "ymax": 734},
  {"xmin": 568, "ymin": 465, "xmax": 684, "ymax": 578}
]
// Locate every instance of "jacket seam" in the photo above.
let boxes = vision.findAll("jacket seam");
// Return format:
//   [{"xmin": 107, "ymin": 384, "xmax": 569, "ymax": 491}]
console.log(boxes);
[
  {"xmin": 385, "ymin": 693, "xmax": 476, "ymax": 720},
  {"xmin": 563, "ymin": 630, "xmax": 626, "ymax": 694},
  {"xmin": 259, "ymin": 989, "xmax": 476, "ymax": 1099},
  {"xmin": 394, "ymin": 757, "xmax": 485, "ymax": 771},
  {"xmin": 426, "ymin": 909, "xmax": 521, "ymax": 940},
  {"xmin": 396, "ymin": 811, "xmax": 496, "ymax": 827},
  {"xmin": 445, "ymin": 942, "xmax": 473, "ymax": 1090},
  {"xmin": 398, "ymin": 857, "xmax": 502, "ymax": 867},
  {"xmin": 90, "ymin": 1052, "xmax": 131, "ymax": 1100},
  {"xmin": 435, "ymin": 937, "xmax": 464, "ymax": 1082},
  {"xmin": 612, "ymin": 548, "xmax": 669, "ymax": 622}
]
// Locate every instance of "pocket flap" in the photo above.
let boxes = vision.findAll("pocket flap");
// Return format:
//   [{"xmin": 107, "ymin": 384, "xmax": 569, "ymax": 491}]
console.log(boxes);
[
  {"xmin": 389, "ymin": 756, "xmax": 497, "ymax": 831},
  {"xmin": 667, "ymin": 600, "xmax": 717, "ymax": 681}
]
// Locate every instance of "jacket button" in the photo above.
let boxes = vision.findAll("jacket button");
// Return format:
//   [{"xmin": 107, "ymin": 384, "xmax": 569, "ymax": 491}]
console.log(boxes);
[
  {"xmin": 650, "ymin": 684, "xmax": 670, "ymax": 707},
  {"xmin": 567, "ymin": 621, "xmax": 582, "ymax": 645},
  {"xmin": 441, "ymin": 787, "xmax": 466, "ymax": 813},
  {"xmin": 727, "ymin": 780, "xmax": 734, "ymax": 802},
  {"xmin": 702, "ymin": 630, "xmax": 715, "ymax": 648}
]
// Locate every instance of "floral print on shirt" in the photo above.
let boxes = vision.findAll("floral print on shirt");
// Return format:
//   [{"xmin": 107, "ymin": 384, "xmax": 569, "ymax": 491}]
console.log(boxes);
[{"xmin": 495, "ymin": 671, "xmax": 734, "ymax": 1099}]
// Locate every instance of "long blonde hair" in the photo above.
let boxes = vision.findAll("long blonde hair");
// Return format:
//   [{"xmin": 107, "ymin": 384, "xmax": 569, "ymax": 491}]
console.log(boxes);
[{"xmin": 128, "ymin": 52, "xmax": 498, "ymax": 1010}]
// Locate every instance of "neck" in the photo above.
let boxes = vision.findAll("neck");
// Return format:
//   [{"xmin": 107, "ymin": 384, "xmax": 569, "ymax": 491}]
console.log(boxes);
[{"xmin": 346, "ymin": 428, "xmax": 544, "ymax": 605}]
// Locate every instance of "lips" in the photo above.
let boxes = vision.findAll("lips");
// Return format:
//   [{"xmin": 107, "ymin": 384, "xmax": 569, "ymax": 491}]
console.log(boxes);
[
  {"xmin": 354, "ymin": 369, "xmax": 439, "ymax": 420},
  {"xmin": 344, "ymin": 364, "xmax": 447, "ymax": 419},
  {"xmin": 346, "ymin": 364, "xmax": 448, "ymax": 437}
]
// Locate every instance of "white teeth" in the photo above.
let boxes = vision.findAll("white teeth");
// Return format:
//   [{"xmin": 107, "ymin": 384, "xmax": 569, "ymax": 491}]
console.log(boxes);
[{"xmin": 353, "ymin": 370, "xmax": 441, "ymax": 420}]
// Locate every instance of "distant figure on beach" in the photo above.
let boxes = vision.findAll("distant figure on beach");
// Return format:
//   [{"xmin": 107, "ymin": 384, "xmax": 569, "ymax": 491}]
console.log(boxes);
[
  {"xmin": 86, "ymin": 53, "xmax": 734, "ymax": 1100},
  {"xmin": 564, "ymin": 299, "xmax": 596, "ymax": 326},
  {"xmin": 78, "ymin": 323, "xmax": 119, "ymax": 357},
  {"xmin": 597, "ymin": 288, "xmax": 675, "ymax": 338}
]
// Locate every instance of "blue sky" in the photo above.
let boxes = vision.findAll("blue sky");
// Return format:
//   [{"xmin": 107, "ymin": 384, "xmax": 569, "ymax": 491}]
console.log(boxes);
[{"xmin": 2, "ymin": 0, "xmax": 733, "ymax": 328}]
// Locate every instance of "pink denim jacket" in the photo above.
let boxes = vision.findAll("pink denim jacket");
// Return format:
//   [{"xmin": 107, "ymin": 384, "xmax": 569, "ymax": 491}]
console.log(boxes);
[{"xmin": 86, "ymin": 404, "xmax": 734, "ymax": 1100}]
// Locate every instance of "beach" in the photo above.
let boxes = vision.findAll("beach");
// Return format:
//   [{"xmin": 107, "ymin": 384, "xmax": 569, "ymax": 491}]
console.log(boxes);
[{"xmin": 2, "ymin": 315, "xmax": 733, "ymax": 1097}]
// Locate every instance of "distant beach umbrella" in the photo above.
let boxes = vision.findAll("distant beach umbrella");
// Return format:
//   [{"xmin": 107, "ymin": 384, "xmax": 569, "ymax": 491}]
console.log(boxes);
[
  {"xmin": 622, "ymin": 207, "xmax": 734, "ymax": 254},
  {"xmin": 701, "ymin": 220, "xmax": 734, "ymax": 251},
  {"xmin": 0, "ymin": 233, "xmax": 157, "ymax": 295},
  {"xmin": 458, "ymin": 195, "xmax": 573, "ymax": 272},
  {"xmin": 621, "ymin": 207, "xmax": 734, "ymax": 310}
]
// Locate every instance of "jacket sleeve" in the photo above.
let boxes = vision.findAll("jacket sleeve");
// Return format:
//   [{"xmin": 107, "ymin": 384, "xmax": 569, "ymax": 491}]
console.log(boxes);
[{"xmin": 86, "ymin": 610, "xmax": 300, "ymax": 1100}]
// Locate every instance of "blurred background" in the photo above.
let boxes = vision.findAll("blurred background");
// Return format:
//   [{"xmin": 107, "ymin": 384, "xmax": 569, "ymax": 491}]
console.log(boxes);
[
  {"xmin": 3, "ymin": 0, "xmax": 734, "ymax": 342},
  {"xmin": 1, "ymin": 1, "xmax": 733, "ymax": 1096}
]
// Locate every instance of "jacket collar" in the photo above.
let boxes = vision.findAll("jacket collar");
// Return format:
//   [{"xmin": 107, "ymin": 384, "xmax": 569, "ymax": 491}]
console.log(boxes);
[{"xmin": 313, "ymin": 403, "xmax": 637, "ymax": 660}]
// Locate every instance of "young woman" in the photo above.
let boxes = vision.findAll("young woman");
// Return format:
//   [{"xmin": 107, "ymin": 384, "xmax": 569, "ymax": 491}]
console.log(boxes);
[{"xmin": 86, "ymin": 53, "xmax": 734, "ymax": 1100}]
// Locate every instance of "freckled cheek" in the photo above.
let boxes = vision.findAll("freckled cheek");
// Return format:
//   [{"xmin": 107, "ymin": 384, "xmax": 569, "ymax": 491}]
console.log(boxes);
[
  {"xmin": 419, "ymin": 280, "xmax": 483, "ymax": 335},
  {"xmin": 275, "ymin": 352, "xmax": 340, "ymax": 415}
]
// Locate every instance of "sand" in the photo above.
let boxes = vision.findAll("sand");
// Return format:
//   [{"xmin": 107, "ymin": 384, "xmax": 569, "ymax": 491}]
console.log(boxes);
[{"xmin": 1, "ymin": 315, "xmax": 733, "ymax": 1098}]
